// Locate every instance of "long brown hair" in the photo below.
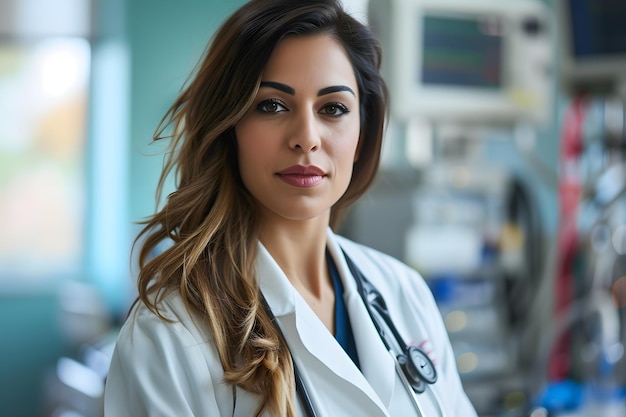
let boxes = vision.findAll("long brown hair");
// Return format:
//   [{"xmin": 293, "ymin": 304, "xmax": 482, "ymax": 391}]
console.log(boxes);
[{"xmin": 134, "ymin": 1, "xmax": 388, "ymax": 415}]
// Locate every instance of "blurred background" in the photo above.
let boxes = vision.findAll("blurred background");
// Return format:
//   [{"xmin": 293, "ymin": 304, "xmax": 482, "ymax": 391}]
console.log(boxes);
[{"xmin": 0, "ymin": 0, "xmax": 625, "ymax": 416}]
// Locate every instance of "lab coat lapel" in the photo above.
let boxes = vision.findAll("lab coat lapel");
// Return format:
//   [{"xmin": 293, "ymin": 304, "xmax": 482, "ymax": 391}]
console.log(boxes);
[
  {"xmin": 326, "ymin": 230, "xmax": 397, "ymax": 409},
  {"xmin": 293, "ymin": 294, "xmax": 379, "ymax": 392},
  {"xmin": 256, "ymin": 241, "xmax": 390, "ymax": 415},
  {"xmin": 255, "ymin": 242, "xmax": 296, "ymax": 316}
]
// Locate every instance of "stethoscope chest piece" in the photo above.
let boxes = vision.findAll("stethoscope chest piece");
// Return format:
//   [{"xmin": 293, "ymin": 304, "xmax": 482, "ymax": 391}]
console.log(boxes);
[{"xmin": 398, "ymin": 346, "xmax": 437, "ymax": 393}]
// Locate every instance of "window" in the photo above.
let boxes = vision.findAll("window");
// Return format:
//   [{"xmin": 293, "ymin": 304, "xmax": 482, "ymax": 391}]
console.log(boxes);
[{"xmin": 0, "ymin": 0, "xmax": 90, "ymax": 286}]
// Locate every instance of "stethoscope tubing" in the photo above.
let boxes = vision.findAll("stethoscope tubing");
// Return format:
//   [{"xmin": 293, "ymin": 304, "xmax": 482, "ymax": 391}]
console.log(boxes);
[
  {"xmin": 293, "ymin": 358, "xmax": 317, "ymax": 417},
  {"xmin": 260, "ymin": 294, "xmax": 318, "ymax": 417}
]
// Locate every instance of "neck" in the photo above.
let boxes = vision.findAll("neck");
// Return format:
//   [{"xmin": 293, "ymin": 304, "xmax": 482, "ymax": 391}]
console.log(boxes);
[
  {"xmin": 259, "ymin": 215, "xmax": 337, "ymax": 333},
  {"xmin": 259, "ymin": 216, "xmax": 331, "ymax": 299}
]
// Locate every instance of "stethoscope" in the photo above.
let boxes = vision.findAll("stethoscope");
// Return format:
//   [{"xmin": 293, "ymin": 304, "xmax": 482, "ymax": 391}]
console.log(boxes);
[{"xmin": 261, "ymin": 250, "xmax": 440, "ymax": 417}]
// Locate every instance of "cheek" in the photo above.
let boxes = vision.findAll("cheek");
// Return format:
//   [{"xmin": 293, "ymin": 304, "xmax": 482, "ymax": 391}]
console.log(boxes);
[
  {"xmin": 340, "ymin": 142, "xmax": 359, "ymax": 167},
  {"xmin": 236, "ymin": 124, "xmax": 264, "ymax": 165},
  {"xmin": 337, "ymin": 126, "xmax": 361, "ymax": 165}
]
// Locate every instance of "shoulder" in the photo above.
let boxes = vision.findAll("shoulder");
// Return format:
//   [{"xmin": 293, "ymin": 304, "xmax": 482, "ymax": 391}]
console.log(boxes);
[
  {"xmin": 335, "ymin": 234, "xmax": 409, "ymax": 272},
  {"xmin": 335, "ymin": 234, "xmax": 423, "ymax": 285},
  {"xmin": 105, "ymin": 292, "xmax": 226, "ymax": 416},
  {"xmin": 334, "ymin": 233, "xmax": 438, "ymax": 312},
  {"xmin": 118, "ymin": 291, "xmax": 213, "ymax": 350}
]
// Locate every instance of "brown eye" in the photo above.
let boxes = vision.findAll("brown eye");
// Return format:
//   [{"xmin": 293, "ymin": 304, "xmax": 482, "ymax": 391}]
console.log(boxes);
[
  {"xmin": 257, "ymin": 99, "xmax": 287, "ymax": 114},
  {"xmin": 320, "ymin": 103, "xmax": 349, "ymax": 117}
]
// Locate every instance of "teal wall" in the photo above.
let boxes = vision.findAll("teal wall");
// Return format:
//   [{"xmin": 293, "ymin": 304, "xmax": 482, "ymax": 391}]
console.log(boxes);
[
  {"xmin": 127, "ymin": 0, "xmax": 246, "ymax": 227},
  {"xmin": 0, "ymin": 293, "xmax": 69, "ymax": 417}
]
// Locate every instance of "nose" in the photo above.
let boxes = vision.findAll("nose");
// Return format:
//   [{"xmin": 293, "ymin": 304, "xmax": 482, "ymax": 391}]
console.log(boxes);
[{"xmin": 288, "ymin": 110, "xmax": 321, "ymax": 152}]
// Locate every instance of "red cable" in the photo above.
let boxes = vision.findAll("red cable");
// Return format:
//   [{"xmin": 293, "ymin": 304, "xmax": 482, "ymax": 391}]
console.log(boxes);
[{"xmin": 549, "ymin": 96, "xmax": 586, "ymax": 380}]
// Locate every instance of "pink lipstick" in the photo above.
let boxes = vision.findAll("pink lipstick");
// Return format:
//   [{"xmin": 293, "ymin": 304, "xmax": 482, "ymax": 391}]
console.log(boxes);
[{"xmin": 276, "ymin": 165, "xmax": 325, "ymax": 188}]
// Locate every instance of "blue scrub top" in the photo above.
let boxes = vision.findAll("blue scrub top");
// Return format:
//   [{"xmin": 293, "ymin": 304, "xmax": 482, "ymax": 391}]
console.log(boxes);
[{"xmin": 328, "ymin": 250, "xmax": 361, "ymax": 369}]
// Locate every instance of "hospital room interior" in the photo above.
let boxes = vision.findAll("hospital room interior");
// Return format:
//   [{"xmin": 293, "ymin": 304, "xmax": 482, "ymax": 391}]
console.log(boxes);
[{"xmin": 1, "ymin": 0, "xmax": 625, "ymax": 416}]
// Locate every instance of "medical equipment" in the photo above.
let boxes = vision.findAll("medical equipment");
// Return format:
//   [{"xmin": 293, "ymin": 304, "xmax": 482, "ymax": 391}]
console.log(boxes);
[
  {"xmin": 261, "ymin": 251, "xmax": 440, "ymax": 417},
  {"xmin": 368, "ymin": 0, "xmax": 552, "ymax": 125},
  {"xmin": 557, "ymin": 0, "xmax": 626, "ymax": 93}
]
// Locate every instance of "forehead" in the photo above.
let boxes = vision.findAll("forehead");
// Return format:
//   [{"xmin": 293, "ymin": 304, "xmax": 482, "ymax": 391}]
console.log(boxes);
[{"xmin": 261, "ymin": 34, "xmax": 357, "ymax": 90}]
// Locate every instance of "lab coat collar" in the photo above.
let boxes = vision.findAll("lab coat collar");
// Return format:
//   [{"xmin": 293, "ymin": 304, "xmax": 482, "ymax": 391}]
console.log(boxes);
[
  {"xmin": 256, "ymin": 229, "xmax": 396, "ymax": 412},
  {"xmin": 325, "ymin": 229, "xmax": 397, "ymax": 409}
]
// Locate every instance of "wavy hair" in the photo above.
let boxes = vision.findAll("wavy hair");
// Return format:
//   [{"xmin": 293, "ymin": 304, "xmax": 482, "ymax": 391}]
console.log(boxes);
[{"xmin": 134, "ymin": 0, "xmax": 388, "ymax": 415}]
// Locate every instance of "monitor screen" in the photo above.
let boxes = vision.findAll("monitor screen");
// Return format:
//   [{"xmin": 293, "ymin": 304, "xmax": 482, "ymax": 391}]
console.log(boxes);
[
  {"xmin": 421, "ymin": 14, "xmax": 504, "ymax": 89},
  {"xmin": 568, "ymin": 0, "xmax": 626, "ymax": 59}
]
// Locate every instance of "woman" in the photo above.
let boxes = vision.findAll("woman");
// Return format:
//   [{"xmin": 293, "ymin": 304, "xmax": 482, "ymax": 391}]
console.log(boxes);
[{"xmin": 104, "ymin": 1, "xmax": 478, "ymax": 416}]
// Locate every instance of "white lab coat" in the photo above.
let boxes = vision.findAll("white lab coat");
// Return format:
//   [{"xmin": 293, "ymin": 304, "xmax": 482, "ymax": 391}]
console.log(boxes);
[{"xmin": 104, "ymin": 229, "xmax": 477, "ymax": 417}]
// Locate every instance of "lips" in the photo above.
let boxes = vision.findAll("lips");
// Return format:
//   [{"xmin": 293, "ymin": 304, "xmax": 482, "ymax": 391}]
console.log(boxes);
[{"xmin": 276, "ymin": 165, "xmax": 325, "ymax": 188}]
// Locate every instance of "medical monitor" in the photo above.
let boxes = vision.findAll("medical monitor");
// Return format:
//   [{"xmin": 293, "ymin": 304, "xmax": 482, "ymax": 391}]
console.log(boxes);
[
  {"xmin": 558, "ymin": 0, "xmax": 626, "ymax": 92},
  {"xmin": 368, "ymin": 0, "xmax": 552, "ymax": 125}
]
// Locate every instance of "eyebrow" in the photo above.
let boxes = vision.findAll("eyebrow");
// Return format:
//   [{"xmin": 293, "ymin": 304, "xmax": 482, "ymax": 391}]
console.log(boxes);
[
  {"xmin": 259, "ymin": 81, "xmax": 295, "ymax": 95},
  {"xmin": 259, "ymin": 81, "xmax": 355, "ymax": 97},
  {"xmin": 318, "ymin": 85, "xmax": 355, "ymax": 97}
]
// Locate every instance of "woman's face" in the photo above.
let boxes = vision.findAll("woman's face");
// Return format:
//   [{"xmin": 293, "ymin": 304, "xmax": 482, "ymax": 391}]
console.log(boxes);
[{"xmin": 235, "ymin": 34, "xmax": 360, "ymax": 226}]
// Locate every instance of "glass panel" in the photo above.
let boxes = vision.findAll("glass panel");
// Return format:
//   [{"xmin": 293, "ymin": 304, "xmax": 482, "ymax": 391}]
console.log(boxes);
[{"xmin": 421, "ymin": 14, "xmax": 503, "ymax": 89}]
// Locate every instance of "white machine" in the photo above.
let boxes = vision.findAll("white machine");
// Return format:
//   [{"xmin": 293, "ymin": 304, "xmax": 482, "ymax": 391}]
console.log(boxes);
[{"xmin": 368, "ymin": 0, "xmax": 553, "ymax": 125}]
